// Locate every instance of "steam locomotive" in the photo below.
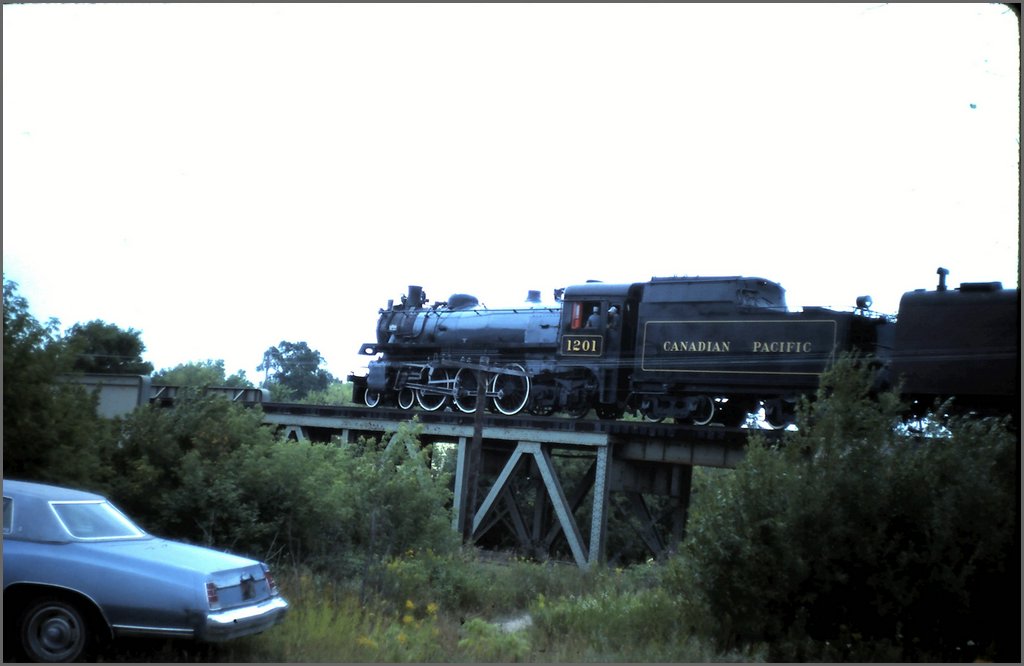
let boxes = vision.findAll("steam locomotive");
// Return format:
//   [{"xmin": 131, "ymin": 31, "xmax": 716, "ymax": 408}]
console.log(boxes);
[{"xmin": 349, "ymin": 268, "xmax": 1019, "ymax": 427}]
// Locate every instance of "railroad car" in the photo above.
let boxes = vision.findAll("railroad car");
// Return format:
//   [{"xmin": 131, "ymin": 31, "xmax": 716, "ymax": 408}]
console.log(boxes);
[{"xmin": 885, "ymin": 269, "xmax": 1018, "ymax": 419}]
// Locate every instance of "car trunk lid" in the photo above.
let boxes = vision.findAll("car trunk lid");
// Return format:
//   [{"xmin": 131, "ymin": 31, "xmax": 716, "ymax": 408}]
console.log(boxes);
[{"xmin": 207, "ymin": 564, "xmax": 277, "ymax": 610}]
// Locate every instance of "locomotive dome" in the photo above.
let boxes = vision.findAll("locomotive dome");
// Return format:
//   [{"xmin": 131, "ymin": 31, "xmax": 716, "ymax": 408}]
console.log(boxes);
[{"xmin": 447, "ymin": 293, "xmax": 479, "ymax": 309}]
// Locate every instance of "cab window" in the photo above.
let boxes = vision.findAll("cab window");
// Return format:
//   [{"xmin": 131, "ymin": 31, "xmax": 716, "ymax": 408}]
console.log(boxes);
[{"xmin": 568, "ymin": 301, "xmax": 603, "ymax": 330}]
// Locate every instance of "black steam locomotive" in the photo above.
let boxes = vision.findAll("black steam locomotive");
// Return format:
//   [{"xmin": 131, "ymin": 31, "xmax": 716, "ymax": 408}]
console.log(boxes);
[{"xmin": 349, "ymin": 268, "xmax": 1018, "ymax": 427}]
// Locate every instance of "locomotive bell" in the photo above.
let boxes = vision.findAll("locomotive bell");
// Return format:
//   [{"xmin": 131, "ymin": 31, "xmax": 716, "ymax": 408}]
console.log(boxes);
[{"xmin": 526, "ymin": 290, "xmax": 541, "ymax": 303}]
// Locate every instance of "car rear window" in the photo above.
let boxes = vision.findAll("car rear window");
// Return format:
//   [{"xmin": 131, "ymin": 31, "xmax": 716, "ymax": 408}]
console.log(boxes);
[{"xmin": 51, "ymin": 501, "xmax": 145, "ymax": 539}]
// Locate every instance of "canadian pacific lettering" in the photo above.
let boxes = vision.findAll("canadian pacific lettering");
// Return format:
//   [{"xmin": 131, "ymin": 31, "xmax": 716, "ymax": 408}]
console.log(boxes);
[
  {"xmin": 752, "ymin": 341, "xmax": 813, "ymax": 353},
  {"xmin": 661, "ymin": 340, "xmax": 813, "ymax": 353},
  {"xmin": 662, "ymin": 340, "xmax": 731, "ymax": 352}
]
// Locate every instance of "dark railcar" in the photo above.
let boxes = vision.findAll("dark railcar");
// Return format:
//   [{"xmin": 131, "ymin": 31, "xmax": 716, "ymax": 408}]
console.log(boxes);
[
  {"xmin": 888, "ymin": 278, "xmax": 1019, "ymax": 417},
  {"xmin": 626, "ymin": 277, "xmax": 885, "ymax": 425}
]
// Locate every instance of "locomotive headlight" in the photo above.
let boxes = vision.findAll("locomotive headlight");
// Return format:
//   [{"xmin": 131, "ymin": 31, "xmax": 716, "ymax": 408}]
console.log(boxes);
[{"xmin": 856, "ymin": 295, "xmax": 873, "ymax": 310}]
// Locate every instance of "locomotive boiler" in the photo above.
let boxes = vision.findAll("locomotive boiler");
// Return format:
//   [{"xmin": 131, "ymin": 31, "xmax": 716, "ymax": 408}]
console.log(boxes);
[{"xmin": 350, "ymin": 269, "xmax": 1019, "ymax": 427}]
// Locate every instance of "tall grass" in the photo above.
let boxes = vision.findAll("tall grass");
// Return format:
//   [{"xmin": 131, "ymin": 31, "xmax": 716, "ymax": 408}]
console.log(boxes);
[{"xmin": 196, "ymin": 551, "xmax": 735, "ymax": 663}]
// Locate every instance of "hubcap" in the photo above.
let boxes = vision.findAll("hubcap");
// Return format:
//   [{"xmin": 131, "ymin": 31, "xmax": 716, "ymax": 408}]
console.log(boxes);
[{"xmin": 27, "ymin": 604, "xmax": 84, "ymax": 661}]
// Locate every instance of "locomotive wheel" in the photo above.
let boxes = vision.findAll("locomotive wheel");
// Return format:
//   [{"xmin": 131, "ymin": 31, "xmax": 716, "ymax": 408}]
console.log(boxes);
[
  {"xmin": 364, "ymin": 389, "xmax": 382, "ymax": 408},
  {"xmin": 640, "ymin": 399, "xmax": 663, "ymax": 422},
  {"xmin": 764, "ymin": 399, "xmax": 796, "ymax": 428},
  {"xmin": 397, "ymin": 388, "xmax": 415, "ymax": 410},
  {"xmin": 492, "ymin": 364, "xmax": 530, "ymax": 416},
  {"xmin": 416, "ymin": 367, "xmax": 451, "ymax": 411},
  {"xmin": 565, "ymin": 402, "xmax": 590, "ymax": 419},
  {"xmin": 690, "ymin": 396, "xmax": 716, "ymax": 426},
  {"xmin": 530, "ymin": 405, "xmax": 555, "ymax": 416},
  {"xmin": 453, "ymin": 368, "xmax": 481, "ymax": 413}
]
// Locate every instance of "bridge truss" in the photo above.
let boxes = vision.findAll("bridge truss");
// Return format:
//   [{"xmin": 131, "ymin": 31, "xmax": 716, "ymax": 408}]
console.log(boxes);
[{"xmin": 262, "ymin": 403, "xmax": 754, "ymax": 569}]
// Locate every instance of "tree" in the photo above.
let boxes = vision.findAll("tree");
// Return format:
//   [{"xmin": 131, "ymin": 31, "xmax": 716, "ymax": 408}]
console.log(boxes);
[
  {"xmin": 106, "ymin": 393, "xmax": 278, "ymax": 553},
  {"xmin": 257, "ymin": 340, "xmax": 334, "ymax": 400},
  {"xmin": 64, "ymin": 319, "xmax": 154, "ymax": 375},
  {"xmin": 153, "ymin": 359, "xmax": 253, "ymax": 388},
  {"xmin": 2, "ymin": 279, "xmax": 112, "ymax": 487}
]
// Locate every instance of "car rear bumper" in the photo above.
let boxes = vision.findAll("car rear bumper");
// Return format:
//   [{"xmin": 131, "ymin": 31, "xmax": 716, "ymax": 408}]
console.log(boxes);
[{"xmin": 202, "ymin": 596, "xmax": 289, "ymax": 642}]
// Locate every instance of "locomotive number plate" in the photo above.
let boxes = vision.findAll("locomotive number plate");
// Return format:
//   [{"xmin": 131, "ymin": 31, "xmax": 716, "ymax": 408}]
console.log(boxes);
[{"xmin": 561, "ymin": 334, "xmax": 603, "ymax": 357}]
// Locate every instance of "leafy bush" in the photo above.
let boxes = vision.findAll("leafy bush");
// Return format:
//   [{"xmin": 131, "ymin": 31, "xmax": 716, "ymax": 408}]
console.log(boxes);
[
  {"xmin": 107, "ymin": 402, "xmax": 459, "ymax": 580},
  {"xmin": 672, "ymin": 358, "xmax": 1019, "ymax": 661}
]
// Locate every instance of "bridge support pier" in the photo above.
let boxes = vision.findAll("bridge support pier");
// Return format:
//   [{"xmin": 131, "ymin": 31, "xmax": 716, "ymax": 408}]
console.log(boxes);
[{"xmin": 455, "ymin": 439, "xmax": 612, "ymax": 569}]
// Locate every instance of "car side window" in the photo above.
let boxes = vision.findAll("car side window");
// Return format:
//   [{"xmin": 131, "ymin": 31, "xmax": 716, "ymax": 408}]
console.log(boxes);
[{"xmin": 3, "ymin": 496, "xmax": 12, "ymax": 534}]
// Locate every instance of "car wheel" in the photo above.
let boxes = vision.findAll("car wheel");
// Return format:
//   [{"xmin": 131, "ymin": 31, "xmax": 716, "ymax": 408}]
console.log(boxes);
[{"xmin": 20, "ymin": 596, "xmax": 93, "ymax": 662}]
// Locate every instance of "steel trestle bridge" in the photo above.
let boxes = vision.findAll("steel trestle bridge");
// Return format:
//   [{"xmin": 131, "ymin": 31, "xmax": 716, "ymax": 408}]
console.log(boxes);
[{"xmin": 67, "ymin": 374, "xmax": 764, "ymax": 568}]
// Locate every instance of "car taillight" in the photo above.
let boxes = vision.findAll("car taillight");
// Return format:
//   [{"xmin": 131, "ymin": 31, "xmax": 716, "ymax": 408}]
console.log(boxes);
[
  {"xmin": 206, "ymin": 581, "xmax": 220, "ymax": 609},
  {"xmin": 264, "ymin": 568, "xmax": 279, "ymax": 595}
]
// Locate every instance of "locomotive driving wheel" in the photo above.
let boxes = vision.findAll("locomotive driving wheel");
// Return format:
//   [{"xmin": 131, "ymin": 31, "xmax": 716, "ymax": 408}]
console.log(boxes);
[
  {"xmin": 453, "ymin": 368, "xmax": 482, "ymax": 413},
  {"xmin": 416, "ymin": 367, "xmax": 451, "ymax": 411},
  {"xmin": 364, "ymin": 389, "xmax": 382, "ymax": 408},
  {"xmin": 491, "ymin": 364, "xmax": 530, "ymax": 416}
]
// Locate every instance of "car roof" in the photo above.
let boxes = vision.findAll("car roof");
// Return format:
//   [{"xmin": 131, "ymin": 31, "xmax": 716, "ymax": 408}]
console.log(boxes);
[
  {"xmin": 3, "ymin": 479, "xmax": 118, "ymax": 543},
  {"xmin": 3, "ymin": 478, "xmax": 106, "ymax": 502}
]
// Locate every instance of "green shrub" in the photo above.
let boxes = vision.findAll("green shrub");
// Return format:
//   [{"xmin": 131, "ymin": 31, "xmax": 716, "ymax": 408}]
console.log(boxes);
[
  {"xmin": 673, "ymin": 358, "xmax": 1019, "ymax": 661},
  {"xmin": 107, "ymin": 406, "xmax": 460, "ymax": 580}
]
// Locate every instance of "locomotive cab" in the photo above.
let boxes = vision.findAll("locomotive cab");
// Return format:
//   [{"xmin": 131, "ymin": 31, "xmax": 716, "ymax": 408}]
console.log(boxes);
[{"xmin": 558, "ymin": 282, "xmax": 641, "ymax": 417}]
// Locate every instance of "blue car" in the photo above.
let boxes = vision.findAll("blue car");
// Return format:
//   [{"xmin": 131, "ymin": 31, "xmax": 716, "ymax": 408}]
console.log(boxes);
[{"xmin": 3, "ymin": 479, "xmax": 289, "ymax": 662}]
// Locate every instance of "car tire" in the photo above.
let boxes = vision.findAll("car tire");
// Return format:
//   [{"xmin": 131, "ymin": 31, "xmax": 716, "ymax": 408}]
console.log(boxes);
[{"xmin": 20, "ymin": 596, "xmax": 94, "ymax": 662}]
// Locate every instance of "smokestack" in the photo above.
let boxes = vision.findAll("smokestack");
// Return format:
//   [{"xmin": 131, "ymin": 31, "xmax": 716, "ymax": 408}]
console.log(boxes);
[
  {"xmin": 936, "ymin": 267, "xmax": 949, "ymax": 292},
  {"xmin": 407, "ymin": 285, "xmax": 424, "ymax": 308}
]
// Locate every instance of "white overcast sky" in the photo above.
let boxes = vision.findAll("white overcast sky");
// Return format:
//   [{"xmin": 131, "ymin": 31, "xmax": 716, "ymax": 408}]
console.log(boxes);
[{"xmin": 3, "ymin": 3, "xmax": 1020, "ymax": 381}]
